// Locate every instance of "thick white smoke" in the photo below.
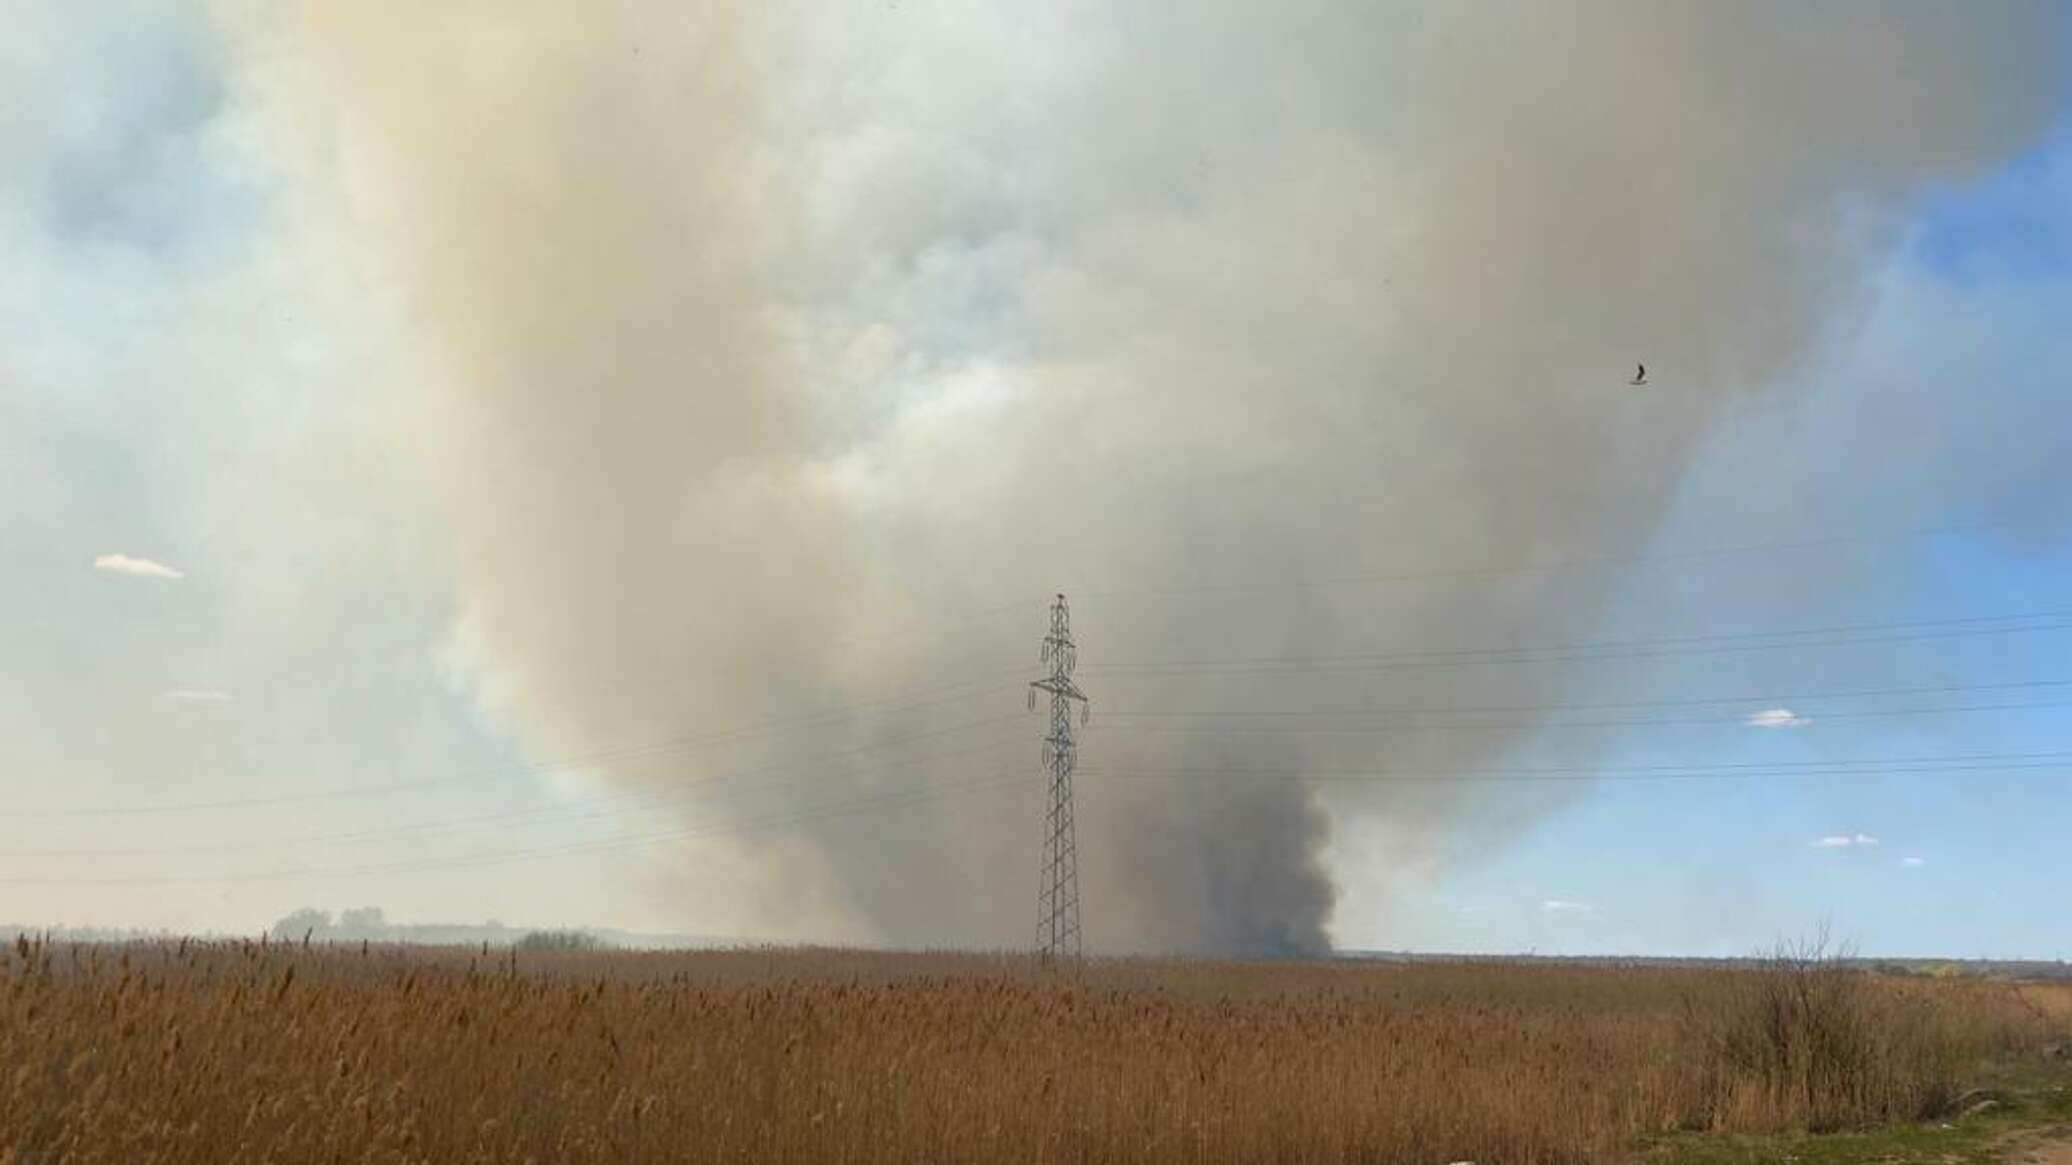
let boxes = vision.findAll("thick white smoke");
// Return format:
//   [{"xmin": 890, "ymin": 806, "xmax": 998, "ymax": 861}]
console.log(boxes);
[{"xmin": 218, "ymin": 1, "xmax": 2064, "ymax": 952}]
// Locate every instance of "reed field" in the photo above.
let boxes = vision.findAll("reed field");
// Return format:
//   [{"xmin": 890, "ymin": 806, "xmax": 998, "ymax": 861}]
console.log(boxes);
[{"xmin": 4, "ymin": 935, "xmax": 2068, "ymax": 1164}]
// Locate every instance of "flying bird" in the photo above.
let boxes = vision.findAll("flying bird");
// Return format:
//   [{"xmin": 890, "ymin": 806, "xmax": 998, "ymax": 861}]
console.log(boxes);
[{"xmin": 1629, "ymin": 363, "xmax": 1648, "ymax": 386}]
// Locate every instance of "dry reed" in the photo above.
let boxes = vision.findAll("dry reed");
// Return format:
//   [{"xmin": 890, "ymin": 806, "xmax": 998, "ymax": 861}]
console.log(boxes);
[{"xmin": 3, "ymin": 935, "xmax": 2065, "ymax": 1163}]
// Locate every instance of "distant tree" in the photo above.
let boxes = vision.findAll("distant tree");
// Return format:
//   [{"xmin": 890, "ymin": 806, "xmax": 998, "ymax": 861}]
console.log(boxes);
[
  {"xmin": 338, "ymin": 907, "xmax": 387, "ymax": 934},
  {"xmin": 270, "ymin": 908, "xmax": 332, "ymax": 942},
  {"xmin": 514, "ymin": 929, "xmax": 601, "ymax": 952}
]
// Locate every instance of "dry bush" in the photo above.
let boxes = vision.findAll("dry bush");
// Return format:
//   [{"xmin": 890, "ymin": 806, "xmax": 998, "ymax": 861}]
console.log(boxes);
[
  {"xmin": 2, "ymin": 934, "xmax": 2064, "ymax": 1164},
  {"xmin": 1676, "ymin": 932, "xmax": 2051, "ymax": 1131}
]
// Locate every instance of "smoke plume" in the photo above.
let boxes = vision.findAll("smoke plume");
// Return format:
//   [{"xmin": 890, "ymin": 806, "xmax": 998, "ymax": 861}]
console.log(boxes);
[{"xmin": 220, "ymin": 2, "xmax": 2064, "ymax": 952}]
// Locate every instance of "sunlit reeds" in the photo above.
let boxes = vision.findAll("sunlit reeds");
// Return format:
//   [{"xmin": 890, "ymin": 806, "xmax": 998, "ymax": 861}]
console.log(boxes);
[{"xmin": 3, "ymin": 935, "xmax": 2063, "ymax": 1163}]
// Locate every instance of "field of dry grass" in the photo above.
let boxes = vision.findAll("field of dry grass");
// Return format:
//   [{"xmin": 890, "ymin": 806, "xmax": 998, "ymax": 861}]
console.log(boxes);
[{"xmin": 4, "ymin": 936, "xmax": 2067, "ymax": 1163}]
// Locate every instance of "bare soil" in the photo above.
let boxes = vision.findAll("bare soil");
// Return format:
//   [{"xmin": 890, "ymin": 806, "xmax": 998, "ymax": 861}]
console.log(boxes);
[{"xmin": 2001, "ymin": 1125, "xmax": 2072, "ymax": 1164}]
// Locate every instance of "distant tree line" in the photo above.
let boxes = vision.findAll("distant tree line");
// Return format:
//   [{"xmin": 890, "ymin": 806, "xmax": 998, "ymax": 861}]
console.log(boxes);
[
  {"xmin": 267, "ymin": 907, "xmax": 600, "ymax": 952},
  {"xmin": 512, "ymin": 929, "xmax": 601, "ymax": 952}
]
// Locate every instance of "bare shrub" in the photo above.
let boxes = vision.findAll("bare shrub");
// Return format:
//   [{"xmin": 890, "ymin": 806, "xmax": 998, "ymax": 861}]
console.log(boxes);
[{"xmin": 1677, "ymin": 931, "xmax": 2046, "ymax": 1131}]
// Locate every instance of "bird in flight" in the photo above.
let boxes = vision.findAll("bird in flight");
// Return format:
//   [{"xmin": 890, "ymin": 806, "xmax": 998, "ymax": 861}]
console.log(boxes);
[{"xmin": 1629, "ymin": 363, "xmax": 1648, "ymax": 386}]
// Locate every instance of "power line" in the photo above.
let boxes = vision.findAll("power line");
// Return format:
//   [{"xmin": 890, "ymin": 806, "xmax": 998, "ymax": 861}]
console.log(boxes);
[
  {"xmin": 25, "ymin": 676, "xmax": 2072, "ymax": 857},
  {"xmin": 0, "ymin": 733, "xmax": 1031, "ymax": 858},
  {"xmin": 1080, "ymin": 747, "xmax": 2072, "ymax": 786},
  {"xmin": 1068, "ymin": 513, "xmax": 2024, "ymax": 604},
  {"xmin": 18, "ymin": 693, "xmax": 2068, "ymax": 857},
  {"xmin": 19, "ymin": 744, "xmax": 2062, "ymax": 886},
  {"xmin": 1084, "ymin": 608, "xmax": 2072, "ymax": 678},
  {"xmin": 0, "ymin": 769, "xmax": 1036, "ymax": 887},
  {"xmin": 20, "ymin": 669, "xmax": 2072, "ymax": 829},
  {"xmin": 12, "ymin": 680, "xmax": 1034, "ymax": 819},
  {"xmin": 20, "ymin": 639, "xmax": 2070, "ymax": 835},
  {"xmin": 1095, "ymin": 676, "xmax": 2072, "ymax": 720},
  {"xmin": 1091, "ymin": 697, "xmax": 2072, "ymax": 737},
  {"xmin": 14, "ymin": 525, "xmax": 2068, "ymax": 888}
]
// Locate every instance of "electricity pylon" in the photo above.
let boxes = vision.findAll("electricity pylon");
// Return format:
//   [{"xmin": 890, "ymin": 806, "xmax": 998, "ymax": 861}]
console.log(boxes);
[{"xmin": 1029, "ymin": 593, "xmax": 1090, "ymax": 960}]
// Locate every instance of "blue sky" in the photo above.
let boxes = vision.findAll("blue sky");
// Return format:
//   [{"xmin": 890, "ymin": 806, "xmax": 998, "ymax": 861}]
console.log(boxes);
[
  {"xmin": 5, "ymin": 3, "xmax": 2071, "ymax": 956},
  {"xmin": 1383, "ymin": 122, "xmax": 2072, "ymax": 958}
]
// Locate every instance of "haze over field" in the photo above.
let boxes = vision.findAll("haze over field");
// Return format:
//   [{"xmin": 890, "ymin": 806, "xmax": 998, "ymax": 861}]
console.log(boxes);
[{"xmin": 5, "ymin": 2, "xmax": 2071, "ymax": 955}]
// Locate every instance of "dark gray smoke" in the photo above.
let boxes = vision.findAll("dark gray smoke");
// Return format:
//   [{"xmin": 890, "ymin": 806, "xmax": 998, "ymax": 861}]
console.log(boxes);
[{"xmin": 221, "ymin": 1, "xmax": 2065, "ymax": 952}]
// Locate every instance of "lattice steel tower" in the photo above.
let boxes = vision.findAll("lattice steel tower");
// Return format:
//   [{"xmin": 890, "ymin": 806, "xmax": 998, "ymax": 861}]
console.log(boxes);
[{"xmin": 1029, "ymin": 593, "xmax": 1090, "ymax": 959}]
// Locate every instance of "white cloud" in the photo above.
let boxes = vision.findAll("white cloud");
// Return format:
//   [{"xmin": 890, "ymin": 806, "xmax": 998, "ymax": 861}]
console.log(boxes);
[
  {"xmin": 163, "ymin": 689, "xmax": 233, "ymax": 702},
  {"xmin": 1901, "ymin": 856, "xmax": 1926, "ymax": 868},
  {"xmin": 1747, "ymin": 708, "xmax": 1812, "ymax": 728},
  {"xmin": 93, "ymin": 554, "xmax": 184, "ymax": 580},
  {"xmin": 1541, "ymin": 899, "xmax": 1594, "ymax": 914},
  {"xmin": 1811, "ymin": 833, "xmax": 1879, "ymax": 848}
]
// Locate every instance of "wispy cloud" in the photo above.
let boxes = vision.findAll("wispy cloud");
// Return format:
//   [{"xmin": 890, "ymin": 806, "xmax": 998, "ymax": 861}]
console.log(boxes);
[
  {"xmin": 163, "ymin": 689, "xmax": 233, "ymax": 703},
  {"xmin": 1812, "ymin": 833, "xmax": 1880, "ymax": 848},
  {"xmin": 93, "ymin": 553, "xmax": 184, "ymax": 580},
  {"xmin": 1901, "ymin": 856, "xmax": 1926, "ymax": 868},
  {"xmin": 1541, "ymin": 899, "xmax": 1594, "ymax": 914},
  {"xmin": 1747, "ymin": 708, "xmax": 1812, "ymax": 728}
]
